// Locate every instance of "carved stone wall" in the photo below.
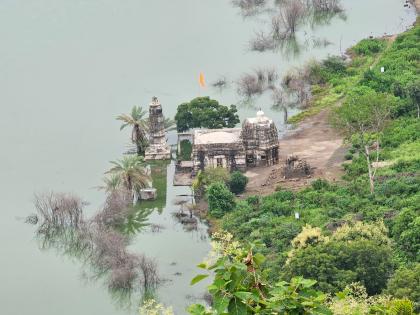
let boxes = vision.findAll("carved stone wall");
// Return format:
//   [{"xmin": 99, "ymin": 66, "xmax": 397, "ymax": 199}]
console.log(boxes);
[
  {"xmin": 242, "ymin": 111, "xmax": 279, "ymax": 167},
  {"xmin": 192, "ymin": 129, "xmax": 246, "ymax": 172},
  {"xmin": 190, "ymin": 111, "xmax": 279, "ymax": 172}
]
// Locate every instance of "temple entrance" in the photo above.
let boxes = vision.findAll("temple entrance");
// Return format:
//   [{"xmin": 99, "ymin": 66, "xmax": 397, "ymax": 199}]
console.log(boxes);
[
  {"xmin": 246, "ymin": 154, "xmax": 256, "ymax": 167},
  {"xmin": 272, "ymin": 147, "xmax": 279, "ymax": 164}
]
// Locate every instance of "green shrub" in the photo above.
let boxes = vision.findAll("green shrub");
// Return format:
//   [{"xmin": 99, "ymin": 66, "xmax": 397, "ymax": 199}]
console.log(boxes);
[
  {"xmin": 192, "ymin": 167, "xmax": 230, "ymax": 196},
  {"xmin": 352, "ymin": 38, "xmax": 386, "ymax": 55},
  {"xmin": 322, "ymin": 55, "xmax": 346, "ymax": 74},
  {"xmin": 386, "ymin": 264, "xmax": 420, "ymax": 312},
  {"xmin": 311, "ymin": 179, "xmax": 331, "ymax": 191},
  {"xmin": 388, "ymin": 299, "xmax": 415, "ymax": 315},
  {"xmin": 207, "ymin": 182, "xmax": 236, "ymax": 218},
  {"xmin": 228, "ymin": 171, "xmax": 248, "ymax": 194},
  {"xmin": 178, "ymin": 139, "xmax": 192, "ymax": 161},
  {"xmin": 284, "ymin": 238, "xmax": 394, "ymax": 295}
]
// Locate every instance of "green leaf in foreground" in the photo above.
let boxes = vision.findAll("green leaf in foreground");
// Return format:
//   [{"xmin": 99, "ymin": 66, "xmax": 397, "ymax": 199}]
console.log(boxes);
[{"xmin": 190, "ymin": 274, "xmax": 209, "ymax": 285}]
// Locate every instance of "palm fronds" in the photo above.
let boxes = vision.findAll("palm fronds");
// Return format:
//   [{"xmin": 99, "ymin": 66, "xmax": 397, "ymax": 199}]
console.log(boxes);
[
  {"xmin": 106, "ymin": 155, "xmax": 151, "ymax": 193},
  {"xmin": 163, "ymin": 117, "xmax": 177, "ymax": 132}
]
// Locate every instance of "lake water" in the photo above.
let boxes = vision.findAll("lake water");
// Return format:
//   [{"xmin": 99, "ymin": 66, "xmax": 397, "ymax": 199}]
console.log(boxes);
[{"xmin": 0, "ymin": 0, "xmax": 416, "ymax": 314}]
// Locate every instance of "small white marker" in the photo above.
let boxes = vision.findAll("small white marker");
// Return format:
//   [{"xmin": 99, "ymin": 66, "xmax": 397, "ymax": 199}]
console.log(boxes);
[
  {"xmin": 295, "ymin": 212, "xmax": 300, "ymax": 219},
  {"xmin": 380, "ymin": 67, "xmax": 385, "ymax": 73}
]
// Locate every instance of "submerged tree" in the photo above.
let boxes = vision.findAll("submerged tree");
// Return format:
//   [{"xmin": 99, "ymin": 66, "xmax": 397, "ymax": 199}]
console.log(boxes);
[
  {"xmin": 32, "ymin": 191, "xmax": 159, "ymax": 295},
  {"xmin": 248, "ymin": 0, "xmax": 344, "ymax": 54},
  {"xmin": 117, "ymin": 106, "xmax": 149, "ymax": 156},
  {"xmin": 278, "ymin": 0, "xmax": 305, "ymax": 37}
]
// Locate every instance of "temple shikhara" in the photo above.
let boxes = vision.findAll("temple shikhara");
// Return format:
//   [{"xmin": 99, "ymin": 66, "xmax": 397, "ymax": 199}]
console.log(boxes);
[
  {"xmin": 191, "ymin": 110, "xmax": 279, "ymax": 172},
  {"xmin": 145, "ymin": 97, "xmax": 171, "ymax": 161}
]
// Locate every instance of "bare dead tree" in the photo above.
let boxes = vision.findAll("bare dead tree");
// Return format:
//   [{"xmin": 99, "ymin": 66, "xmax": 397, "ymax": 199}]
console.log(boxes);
[
  {"xmin": 312, "ymin": 37, "xmax": 332, "ymax": 48},
  {"xmin": 93, "ymin": 189, "xmax": 132, "ymax": 227},
  {"xmin": 237, "ymin": 73, "xmax": 264, "ymax": 98},
  {"xmin": 248, "ymin": 0, "xmax": 343, "ymax": 53},
  {"xmin": 254, "ymin": 68, "xmax": 267, "ymax": 86},
  {"xmin": 232, "ymin": 0, "xmax": 267, "ymax": 16},
  {"xmin": 25, "ymin": 214, "xmax": 38, "ymax": 225},
  {"xmin": 138, "ymin": 255, "xmax": 160, "ymax": 290},
  {"xmin": 109, "ymin": 266, "xmax": 138, "ymax": 290},
  {"xmin": 34, "ymin": 192, "xmax": 84, "ymax": 230},
  {"xmin": 250, "ymin": 31, "xmax": 275, "ymax": 52},
  {"xmin": 31, "ymin": 190, "xmax": 159, "ymax": 292},
  {"xmin": 211, "ymin": 76, "xmax": 228, "ymax": 89},
  {"xmin": 271, "ymin": 15, "xmax": 283, "ymax": 40},
  {"xmin": 282, "ymin": 68, "xmax": 312, "ymax": 108},
  {"xmin": 310, "ymin": 0, "xmax": 342, "ymax": 13},
  {"xmin": 266, "ymin": 67, "xmax": 279, "ymax": 89},
  {"xmin": 271, "ymin": 87, "xmax": 290, "ymax": 123},
  {"xmin": 278, "ymin": 1, "xmax": 305, "ymax": 37},
  {"xmin": 91, "ymin": 227, "xmax": 129, "ymax": 272}
]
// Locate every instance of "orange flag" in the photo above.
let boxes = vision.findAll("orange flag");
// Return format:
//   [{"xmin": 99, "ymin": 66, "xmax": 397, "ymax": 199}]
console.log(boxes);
[{"xmin": 199, "ymin": 72, "xmax": 206, "ymax": 87}]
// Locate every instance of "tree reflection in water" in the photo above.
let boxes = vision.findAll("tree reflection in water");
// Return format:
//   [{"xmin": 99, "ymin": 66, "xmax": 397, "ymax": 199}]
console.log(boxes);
[
  {"xmin": 245, "ymin": 0, "xmax": 346, "ymax": 55},
  {"xmin": 30, "ymin": 190, "xmax": 160, "ymax": 310}
]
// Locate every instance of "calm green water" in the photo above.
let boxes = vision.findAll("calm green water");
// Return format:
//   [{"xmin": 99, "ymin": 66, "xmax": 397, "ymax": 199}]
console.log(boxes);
[{"xmin": 0, "ymin": 0, "xmax": 415, "ymax": 314}]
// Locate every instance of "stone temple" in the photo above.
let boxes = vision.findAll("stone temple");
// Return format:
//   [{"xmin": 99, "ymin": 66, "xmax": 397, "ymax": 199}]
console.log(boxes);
[
  {"xmin": 145, "ymin": 97, "xmax": 171, "ymax": 160},
  {"xmin": 191, "ymin": 110, "xmax": 279, "ymax": 172}
]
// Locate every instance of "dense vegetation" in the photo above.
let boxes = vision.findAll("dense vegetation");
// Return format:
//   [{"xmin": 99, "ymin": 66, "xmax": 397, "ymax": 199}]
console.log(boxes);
[
  {"xmin": 178, "ymin": 139, "xmax": 192, "ymax": 161},
  {"xmin": 195, "ymin": 20, "xmax": 420, "ymax": 314},
  {"xmin": 187, "ymin": 232, "xmax": 415, "ymax": 315},
  {"xmin": 175, "ymin": 97, "xmax": 240, "ymax": 132}
]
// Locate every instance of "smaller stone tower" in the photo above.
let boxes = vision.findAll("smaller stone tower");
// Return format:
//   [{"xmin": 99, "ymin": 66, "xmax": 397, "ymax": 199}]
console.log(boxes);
[
  {"xmin": 242, "ymin": 110, "xmax": 279, "ymax": 167},
  {"xmin": 145, "ymin": 97, "xmax": 171, "ymax": 160}
]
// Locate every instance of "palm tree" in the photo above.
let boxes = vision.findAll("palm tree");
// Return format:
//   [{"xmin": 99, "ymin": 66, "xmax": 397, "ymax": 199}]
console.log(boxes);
[
  {"xmin": 98, "ymin": 174, "xmax": 122, "ymax": 193},
  {"xmin": 106, "ymin": 155, "xmax": 151, "ymax": 197},
  {"xmin": 117, "ymin": 106, "xmax": 149, "ymax": 156},
  {"xmin": 163, "ymin": 117, "xmax": 177, "ymax": 132}
]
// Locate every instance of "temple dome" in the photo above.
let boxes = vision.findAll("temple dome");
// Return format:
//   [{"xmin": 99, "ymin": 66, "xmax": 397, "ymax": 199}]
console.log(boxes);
[{"xmin": 256, "ymin": 109, "xmax": 265, "ymax": 117}]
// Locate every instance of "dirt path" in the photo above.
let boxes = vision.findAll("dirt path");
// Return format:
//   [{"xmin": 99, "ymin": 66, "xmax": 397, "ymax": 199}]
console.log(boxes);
[
  {"xmin": 413, "ymin": 0, "xmax": 420, "ymax": 12},
  {"xmin": 243, "ymin": 25, "xmax": 414, "ymax": 196},
  {"xmin": 245, "ymin": 109, "xmax": 347, "ymax": 195}
]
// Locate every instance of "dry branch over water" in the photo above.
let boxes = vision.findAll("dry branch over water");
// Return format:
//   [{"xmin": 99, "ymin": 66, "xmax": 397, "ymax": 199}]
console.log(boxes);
[{"xmin": 32, "ymin": 190, "xmax": 161, "ymax": 293}]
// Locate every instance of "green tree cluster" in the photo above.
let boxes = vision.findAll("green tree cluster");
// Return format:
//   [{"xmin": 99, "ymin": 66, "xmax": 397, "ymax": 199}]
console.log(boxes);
[
  {"xmin": 186, "ymin": 234, "xmax": 413, "ymax": 315},
  {"xmin": 175, "ymin": 97, "xmax": 240, "ymax": 132},
  {"xmin": 193, "ymin": 168, "xmax": 249, "ymax": 198},
  {"xmin": 189, "ymin": 235, "xmax": 331, "ymax": 315},
  {"xmin": 228, "ymin": 171, "xmax": 248, "ymax": 195},
  {"xmin": 283, "ymin": 222, "xmax": 394, "ymax": 295},
  {"xmin": 207, "ymin": 182, "xmax": 236, "ymax": 218}
]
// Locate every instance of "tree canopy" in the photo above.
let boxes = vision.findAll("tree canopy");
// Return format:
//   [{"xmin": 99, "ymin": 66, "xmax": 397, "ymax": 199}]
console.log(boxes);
[{"xmin": 175, "ymin": 97, "xmax": 240, "ymax": 132}]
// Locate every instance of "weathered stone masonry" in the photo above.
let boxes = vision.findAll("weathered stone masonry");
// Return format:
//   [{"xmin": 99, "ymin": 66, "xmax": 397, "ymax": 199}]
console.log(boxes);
[
  {"xmin": 191, "ymin": 110, "xmax": 279, "ymax": 172},
  {"xmin": 145, "ymin": 97, "xmax": 171, "ymax": 160}
]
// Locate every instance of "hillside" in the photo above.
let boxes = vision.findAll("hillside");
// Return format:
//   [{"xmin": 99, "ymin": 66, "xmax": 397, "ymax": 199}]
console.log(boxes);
[{"xmin": 190, "ymin": 18, "xmax": 420, "ymax": 314}]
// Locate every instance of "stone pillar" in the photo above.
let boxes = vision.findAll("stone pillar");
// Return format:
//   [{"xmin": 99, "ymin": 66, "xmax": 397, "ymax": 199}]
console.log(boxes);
[{"xmin": 145, "ymin": 97, "xmax": 171, "ymax": 160}]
